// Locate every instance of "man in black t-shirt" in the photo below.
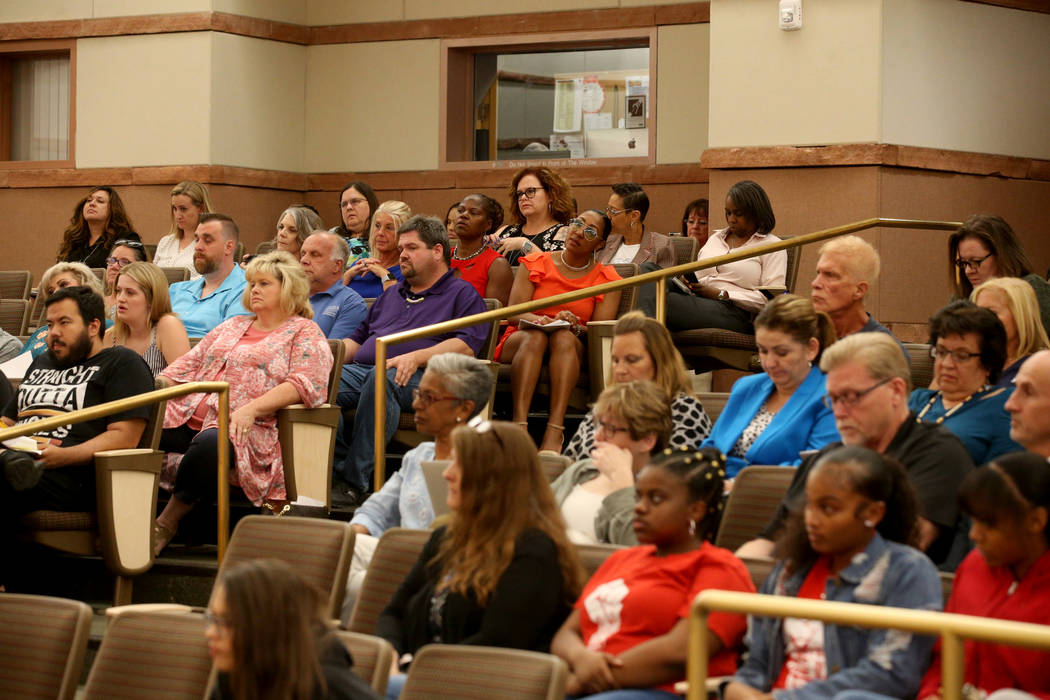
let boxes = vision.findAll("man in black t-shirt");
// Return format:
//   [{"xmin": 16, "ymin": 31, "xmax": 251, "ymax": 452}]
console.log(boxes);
[
  {"xmin": 0, "ymin": 287, "xmax": 154, "ymax": 583},
  {"xmin": 736, "ymin": 332, "xmax": 973, "ymax": 568}
]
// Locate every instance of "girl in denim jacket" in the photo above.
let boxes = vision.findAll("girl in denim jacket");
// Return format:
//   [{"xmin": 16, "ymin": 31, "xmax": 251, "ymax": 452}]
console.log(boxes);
[{"xmin": 723, "ymin": 446, "xmax": 943, "ymax": 700}]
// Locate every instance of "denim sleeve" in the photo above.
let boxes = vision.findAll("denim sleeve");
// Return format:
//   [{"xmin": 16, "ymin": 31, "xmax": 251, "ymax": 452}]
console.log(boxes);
[
  {"xmin": 729, "ymin": 565, "xmax": 785, "ymax": 693},
  {"xmin": 350, "ymin": 469, "xmax": 404, "ymax": 536}
]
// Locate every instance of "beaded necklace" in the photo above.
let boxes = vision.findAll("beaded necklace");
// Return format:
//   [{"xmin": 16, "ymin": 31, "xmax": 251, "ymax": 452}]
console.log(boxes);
[
  {"xmin": 451, "ymin": 244, "xmax": 486, "ymax": 261},
  {"xmin": 914, "ymin": 388, "xmax": 985, "ymax": 424}
]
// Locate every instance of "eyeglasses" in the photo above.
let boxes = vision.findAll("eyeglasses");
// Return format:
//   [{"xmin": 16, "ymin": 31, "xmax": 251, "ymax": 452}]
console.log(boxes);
[
  {"xmin": 605, "ymin": 206, "xmax": 633, "ymax": 218},
  {"xmin": 411, "ymin": 388, "xmax": 463, "ymax": 409},
  {"xmin": 105, "ymin": 257, "xmax": 135, "ymax": 269},
  {"xmin": 340, "ymin": 197, "xmax": 367, "ymax": 210},
  {"xmin": 514, "ymin": 187, "xmax": 543, "ymax": 201},
  {"xmin": 467, "ymin": 414, "xmax": 506, "ymax": 448},
  {"xmin": 822, "ymin": 377, "xmax": 892, "ymax": 410},
  {"xmin": 930, "ymin": 346, "xmax": 981, "ymax": 363},
  {"xmin": 595, "ymin": 417, "xmax": 631, "ymax": 437},
  {"xmin": 954, "ymin": 254, "xmax": 993, "ymax": 272},
  {"xmin": 568, "ymin": 218, "xmax": 600, "ymax": 240},
  {"xmin": 204, "ymin": 610, "xmax": 231, "ymax": 634}
]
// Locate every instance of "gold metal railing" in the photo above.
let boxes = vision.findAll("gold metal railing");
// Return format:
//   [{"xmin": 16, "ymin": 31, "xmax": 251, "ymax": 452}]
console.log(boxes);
[
  {"xmin": 0, "ymin": 381, "xmax": 233, "ymax": 561},
  {"xmin": 687, "ymin": 590, "xmax": 1050, "ymax": 700},
  {"xmin": 371, "ymin": 216, "xmax": 960, "ymax": 488}
]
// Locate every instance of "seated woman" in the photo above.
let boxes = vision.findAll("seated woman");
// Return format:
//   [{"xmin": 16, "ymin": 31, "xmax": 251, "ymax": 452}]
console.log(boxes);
[
  {"xmin": 565, "ymin": 311, "xmax": 712, "ymax": 461},
  {"xmin": 972, "ymin": 277, "xmax": 1050, "ymax": 388},
  {"xmin": 56, "ymin": 186, "xmax": 141, "ymax": 269},
  {"xmin": 950, "ymin": 213, "xmax": 1050, "ymax": 334},
  {"xmin": 552, "ymin": 381, "xmax": 672, "ymax": 546},
  {"xmin": 909, "ymin": 300, "xmax": 1021, "ymax": 465},
  {"xmin": 702, "ymin": 294, "xmax": 839, "ymax": 478},
  {"xmin": 103, "ymin": 262, "xmax": 190, "ymax": 376},
  {"xmin": 681, "ymin": 197, "xmax": 709, "ymax": 249},
  {"xmin": 155, "ymin": 180, "xmax": 212, "ymax": 279},
  {"xmin": 495, "ymin": 210, "xmax": 622, "ymax": 453},
  {"xmin": 207, "ymin": 559, "xmax": 379, "ymax": 700},
  {"xmin": 331, "ymin": 180, "xmax": 379, "ymax": 257},
  {"xmin": 493, "ymin": 167, "xmax": 573, "ymax": 266},
  {"xmin": 102, "ymin": 239, "xmax": 149, "ymax": 316},
  {"xmin": 343, "ymin": 200, "xmax": 410, "ymax": 299},
  {"xmin": 342, "ymin": 353, "xmax": 494, "ymax": 623},
  {"xmin": 21, "ymin": 262, "xmax": 111, "ymax": 358},
  {"xmin": 597, "ymin": 183, "xmax": 676, "ymax": 267},
  {"xmin": 724, "ymin": 446, "xmax": 943, "ymax": 700},
  {"xmin": 552, "ymin": 447, "xmax": 754, "ymax": 699},
  {"xmin": 449, "ymin": 193, "xmax": 512, "ymax": 307},
  {"xmin": 153, "ymin": 251, "xmax": 333, "ymax": 554},
  {"xmin": 378, "ymin": 420, "xmax": 583, "ymax": 699},
  {"xmin": 641, "ymin": 180, "xmax": 786, "ymax": 334},
  {"xmin": 273, "ymin": 205, "xmax": 324, "ymax": 261}
]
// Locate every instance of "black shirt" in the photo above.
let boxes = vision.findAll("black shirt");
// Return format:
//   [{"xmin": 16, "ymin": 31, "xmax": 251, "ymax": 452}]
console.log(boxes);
[
  {"xmin": 759, "ymin": 413, "xmax": 974, "ymax": 566},
  {"xmin": 64, "ymin": 230, "xmax": 141, "ymax": 269}
]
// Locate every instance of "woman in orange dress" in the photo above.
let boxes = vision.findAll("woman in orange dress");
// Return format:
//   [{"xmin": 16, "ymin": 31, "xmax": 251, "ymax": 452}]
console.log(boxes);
[{"xmin": 496, "ymin": 209, "xmax": 622, "ymax": 453}]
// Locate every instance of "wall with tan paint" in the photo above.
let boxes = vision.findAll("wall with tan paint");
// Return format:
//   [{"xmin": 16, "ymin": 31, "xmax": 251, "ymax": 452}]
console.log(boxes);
[{"xmin": 656, "ymin": 23, "xmax": 709, "ymax": 164}]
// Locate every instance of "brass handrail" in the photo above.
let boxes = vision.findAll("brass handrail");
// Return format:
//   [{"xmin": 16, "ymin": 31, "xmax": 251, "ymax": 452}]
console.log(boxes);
[
  {"xmin": 0, "ymin": 381, "xmax": 233, "ymax": 561},
  {"xmin": 373, "ymin": 217, "xmax": 961, "ymax": 488},
  {"xmin": 688, "ymin": 590, "xmax": 1050, "ymax": 700}
]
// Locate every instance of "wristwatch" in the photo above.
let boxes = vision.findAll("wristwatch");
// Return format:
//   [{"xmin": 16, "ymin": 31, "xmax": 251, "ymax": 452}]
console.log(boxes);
[
  {"xmin": 382, "ymin": 273, "xmax": 395, "ymax": 283},
  {"xmin": 717, "ymin": 289, "xmax": 729, "ymax": 301},
  {"xmin": 521, "ymin": 240, "xmax": 534, "ymax": 254}
]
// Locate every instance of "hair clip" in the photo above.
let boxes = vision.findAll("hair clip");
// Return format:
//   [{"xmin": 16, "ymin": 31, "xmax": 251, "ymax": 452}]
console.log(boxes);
[
  {"xmin": 684, "ymin": 457, "xmax": 692, "ymax": 465},
  {"xmin": 704, "ymin": 472, "xmax": 712, "ymax": 480},
  {"xmin": 718, "ymin": 470, "xmax": 725, "ymax": 477},
  {"xmin": 663, "ymin": 447, "xmax": 674, "ymax": 455}
]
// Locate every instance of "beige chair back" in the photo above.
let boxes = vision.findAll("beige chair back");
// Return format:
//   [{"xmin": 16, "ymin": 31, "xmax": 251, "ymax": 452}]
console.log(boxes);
[
  {"xmin": 714, "ymin": 466, "xmax": 797, "ymax": 552},
  {"xmin": 575, "ymin": 542, "xmax": 623, "ymax": 579},
  {"xmin": 696, "ymin": 391, "xmax": 731, "ymax": 423},
  {"xmin": 159, "ymin": 266, "xmax": 190, "ymax": 285},
  {"xmin": 0, "ymin": 270, "xmax": 31, "ymax": 300},
  {"xmin": 609, "ymin": 262, "xmax": 639, "ymax": 316},
  {"xmin": 401, "ymin": 644, "xmax": 568, "ymax": 700},
  {"xmin": 336, "ymin": 631, "xmax": 397, "ymax": 696},
  {"xmin": 0, "ymin": 594, "xmax": 92, "ymax": 700},
  {"xmin": 539, "ymin": 452, "xmax": 571, "ymax": 482},
  {"xmin": 348, "ymin": 527, "xmax": 431, "ymax": 634},
  {"xmin": 904, "ymin": 342, "xmax": 934, "ymax": 390},
  {"xmin": 669, "ymin": 236, "xmax": 699, "ymax": 267},
  {"xmin": 0, "ymin": 298, "xmax": 30, "ymax": 336},
  {"xmin": 739, "ymin": 555, "xmax": 776, "ymax": 590}
]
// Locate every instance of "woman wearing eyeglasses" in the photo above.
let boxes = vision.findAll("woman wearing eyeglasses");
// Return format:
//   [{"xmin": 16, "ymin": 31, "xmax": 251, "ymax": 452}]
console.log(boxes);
[
  {"xmin": 495, "ymin": 209, "xmax": 622, "ymax": 454},
  {"xmin": 103, "ymin": 262, "xmax": 191, "ymax": 376},
  {"xmin": 493, "ymin": 167, "xmax": 574, "ymax": 266},
  {"xmin": 596, "ymin": 183, "xmax": 676, "ymax": 267},
  {"xmin": 103, "ymin": 239, "xmax": 149, "ymax": 318},
  {"xmin": 908, "ymin": 300, "xmax": 1021, "ymax": 466},
  {"xmin": 378, "ymin": 420, "xmax": 583, "ymax": 699},
  {"xmin": 949, "ymin": 214, "xmax": 1050, "ymax": 335},
  {"xmin": 341, "ymin": 353, "xmax": 494, "ymax": 624},
  {"xmin": 57, "ymin": 186, "xmax": 141, "ymax": 269}
]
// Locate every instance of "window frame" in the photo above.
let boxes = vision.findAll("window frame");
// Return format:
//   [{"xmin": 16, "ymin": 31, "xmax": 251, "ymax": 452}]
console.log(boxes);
[
  {"xmin": 0, "ymin": 39, "xmax": 76, "ymax": 169},
  {"xmin": 440, "ymin": 28, "xmax": 656, "ymax": 171}
]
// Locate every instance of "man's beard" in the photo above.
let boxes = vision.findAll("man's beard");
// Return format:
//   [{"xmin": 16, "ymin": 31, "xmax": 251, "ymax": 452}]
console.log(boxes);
[
  {"xmin": 194, "ymin": 255, "xmax": 219, "ymax": 275},
  {"xmin": 49, "ymin": 330, "xmax": 93, "ymax": 369}
]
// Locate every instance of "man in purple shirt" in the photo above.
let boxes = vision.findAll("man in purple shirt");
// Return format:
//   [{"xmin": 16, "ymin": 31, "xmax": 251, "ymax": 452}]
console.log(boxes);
[{"xmin": 336, "ymin": 215, "xmax": 487, "ymax": 500}]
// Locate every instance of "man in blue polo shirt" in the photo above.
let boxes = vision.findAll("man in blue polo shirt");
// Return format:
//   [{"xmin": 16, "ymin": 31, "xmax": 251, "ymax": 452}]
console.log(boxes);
[
  {"xmin": 301, "ymin": 231, "xmax": 367, "ymax": 342},
  {"xmin": 170, "ymin": 213, "xmax": 249, "ymax": 338},
  {"xmin": 336, "ymin": 215, "xmax": 487, "ymax": 501}
]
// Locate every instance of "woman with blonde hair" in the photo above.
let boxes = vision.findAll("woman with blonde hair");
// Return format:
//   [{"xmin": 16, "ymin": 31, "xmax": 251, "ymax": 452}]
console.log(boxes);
[
  {"xmin": 21, "ymin": 262, "xmax": 109, "ymax": 358},
  {"xmin": 378, "ymin": 420, "xmax": 583, "ymax": 698},
  {"xmin": 155, "ymin": 180, "xmax": 213, "ymax": 278},
  {"xmin": 343, "ymin": 200, "xmax": 412, "ymax": 298},
  {"xmin": 103, "ymin": 262, "xmax": 191, "ymax": 375},
  {"xmin": 273, "ymin": 206, "xmax": 324, "ymax": 261},
  {"xmin": 972, "ymin": 276, "xmax": 1050, "ymax": 387},
  {"xmin": 56, "ymin": 186, "xmax": 140, "ymax": 269}
]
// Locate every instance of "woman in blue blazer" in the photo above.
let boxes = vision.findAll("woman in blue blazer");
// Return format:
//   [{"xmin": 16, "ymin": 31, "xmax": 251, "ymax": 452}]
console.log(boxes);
[{"xmin": 703, "ymin": 294, "xmax": 840, "ymax": 477}]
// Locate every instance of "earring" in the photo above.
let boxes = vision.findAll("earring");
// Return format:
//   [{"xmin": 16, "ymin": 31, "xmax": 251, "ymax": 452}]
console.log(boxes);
[
  {"xmin": 456, "ymin": 417, "xmax": 463, "ymax": 423},
  {"xmin": 688, "ymin": 519, "xmax": 696, "ymax": 536},
  {"xmin": 864, "ymin": 519, "xmax": 875, "ymax": 528}
]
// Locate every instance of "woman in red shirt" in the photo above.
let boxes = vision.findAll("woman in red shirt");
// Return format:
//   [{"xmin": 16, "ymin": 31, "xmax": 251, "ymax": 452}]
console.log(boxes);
[
  {"xmin": 449, "ymin": 193, "xmax": 512, "ymax": 307},
  {"xmin": 551, "ymin": 447, "xmax": 754, "ymax": 698}
]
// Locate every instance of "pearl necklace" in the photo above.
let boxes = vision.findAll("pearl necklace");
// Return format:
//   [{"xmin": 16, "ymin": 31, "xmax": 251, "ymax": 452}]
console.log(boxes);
[
  {"xmin": 452, "ymin": 245, "xmax": 486, "ymax": 261},
  {"xmin": 559, "ymin": 252, "xmax": 593, "ymax": 272}
]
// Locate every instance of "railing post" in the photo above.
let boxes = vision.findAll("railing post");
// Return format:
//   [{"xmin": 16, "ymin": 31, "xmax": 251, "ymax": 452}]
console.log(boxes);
[
  {"xmin": 217, "ymin": 384, "xmax": 230, "ymax": 563},
  {"xmin": 940, "ymin": 631, "xmax": 964, "ymax": 700},
  {"xmin": 373, "ymin": 338, "xmax": 388, "ymax": 492},
  {"xmin": 655, "ymin": 273, "xmax": 666, "ymax": 325},
  {"xmin": 687, "ymin": 608, "xmax": 709, "ymax": 700}
]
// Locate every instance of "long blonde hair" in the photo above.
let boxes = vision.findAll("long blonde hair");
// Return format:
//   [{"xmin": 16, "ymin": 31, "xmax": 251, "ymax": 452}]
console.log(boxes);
[
  {"xmin": 972, "ymin": 277, "xmax": 1050, "ymax": 360},
  {"xmin": 110, "ymin": 262, "xmax": 173, "ymax": 341},
  {"xmin": 168, "ymin": 181, "xmax": 213, "ymax": 238}
]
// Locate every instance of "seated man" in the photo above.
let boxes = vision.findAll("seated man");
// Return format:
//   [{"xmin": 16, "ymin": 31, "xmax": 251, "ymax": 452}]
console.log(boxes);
[
  {"xmin": 737, "ymin": 332, "xmax": 974, "ymax": 569},
  {"xmin": 170, "ymin": 213, "xmax": 249, "ymax": 338},
  {"xmin": 1005, "ymin": 349, "xmax": 1050, "ymax": 459},
  {"xmin": 336, "ymin": 215, "xmax": 487, "ymax": 501},
  {"xmin": 301, "ymin": 230, "xmax": 367, "ymax": 342},
  {"xmin": 810, "ymin": 235, "xmax": 902, "ymax": 341},
  {"xmin": 0, "ymin": 286, "xmax": 154, "ymax": 587}
]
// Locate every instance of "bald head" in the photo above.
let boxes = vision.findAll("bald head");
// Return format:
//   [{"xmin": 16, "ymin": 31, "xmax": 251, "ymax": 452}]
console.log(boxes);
[{"xmin": 1004, "ymin": 350, "xmax": 1050, "ymax": 457}]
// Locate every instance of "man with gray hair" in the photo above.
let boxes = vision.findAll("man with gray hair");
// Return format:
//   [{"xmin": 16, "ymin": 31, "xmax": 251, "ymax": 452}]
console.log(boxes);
[
  {"xmin": 301, "ymin": 230, "xmax": 367, "ymax": 342},
  {"xmin": 334, "ymin": 215, "xmax": 488, "ymax": 504},
  {"xmin": 810, "ymin": 235, "xmax": 899, "ymax": 341},
  {"xmin": 737, "ymin": 332, "xmax": 973, "ymax": 568}
]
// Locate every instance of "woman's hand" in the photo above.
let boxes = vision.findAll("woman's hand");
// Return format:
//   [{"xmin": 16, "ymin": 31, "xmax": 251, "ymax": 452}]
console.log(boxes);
[
  {"xmin": 366, "ymin": 260, "xmax": 391, "ymax": 280},
  {"xmin": 497, "ymin": 236, "xmax": 529, "ymax": 255},
  {"xmin": 569, "ymin": 647, "xmax": 622, "ymax": 694},
  {"xmin": 554, "ymin": 310, "xmax": 582, "ymax": 333},
  {"xmin": 590, "ymin": 442, "xmax": 635, "ymax": 491},
  {"xmin": 230, "ymin": 404, "xmax": 258, "ymax": 444},
  {"xmin": 343, "ymin": 257, "xmax": 375, "ymax": 283}
]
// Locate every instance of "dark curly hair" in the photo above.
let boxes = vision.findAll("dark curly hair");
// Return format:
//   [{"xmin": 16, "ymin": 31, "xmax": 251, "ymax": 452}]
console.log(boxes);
[
  {"xmin": 57, "ymin": 186, "xmax": 137, "ymax": 263},
  {"xmin": 928, "ymin": 300, "xmax": 1007, "ymax": 385}
]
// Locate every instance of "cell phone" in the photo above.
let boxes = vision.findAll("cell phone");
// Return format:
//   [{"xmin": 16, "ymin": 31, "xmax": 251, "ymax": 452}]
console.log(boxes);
[{"xmin": 671, "ymin": 276, "xmax": 698, "ymax": 296}]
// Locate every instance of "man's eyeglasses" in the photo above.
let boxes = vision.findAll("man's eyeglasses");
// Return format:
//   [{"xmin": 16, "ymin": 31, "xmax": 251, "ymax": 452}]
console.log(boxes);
[
  {"xmin": 106, "ymin": 257, "xmax": 135, "ymax": 269},
  {"xmin": 412, "ymin": 389, "xmax": 463, "ymax": 409},
  {"xmin": 954, "ymin": 254, "xmax": 993, "ymax": 272},
  {"xmin": 340, "ymin": 197, "xmax": 367, "ymax": 210},
  {"xmin": 822, "ymin": 377, "xmax": 892, "ymax": 410},
  {"xmin": 568, "ymin": 218, "xmax": 600, "ymax": 240},
  {"xmin": 930, "ymin": 346, "xmax": 981, "ymax": 363},
  {"xmin": 514, "ymin": 187, "xmax": 543, "ymax": 201}
]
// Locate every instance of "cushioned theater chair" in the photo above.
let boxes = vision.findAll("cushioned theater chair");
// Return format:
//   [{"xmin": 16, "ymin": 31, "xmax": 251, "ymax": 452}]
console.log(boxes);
[
  {"xmin": 17, "ymin": 378, "xmax": 167, "ymax": 605},
  {"xmin": 0, "ymin": 269, "xmax": 32, "ymax": 300},
  {"xmin": 336, "ymin": 631, "xmax": 397, "ymax": 696},
  {"xmin": 401, "ymin": 644, "xmax": 568, "ymax": 700},
  {"xmin": 347, "ymin": 527, "xmax": 431, "ymax": 634},
  {"xmin": 0, "ymin": 593, "xmax": 92, "ymax": 700},
  {"xmin": 714, "ymin": 465, "xmax": 797, "ymax": 553}
]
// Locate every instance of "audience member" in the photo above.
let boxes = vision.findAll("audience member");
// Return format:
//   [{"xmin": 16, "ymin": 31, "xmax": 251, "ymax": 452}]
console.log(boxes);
[
  {"xmin": 553, "ymin": 446, "xmax": 753, "ymax": 699},
  {"xmin": 335, "ymin": 216, "xmax": 487, "ymax": 500},
  {"xmin": 494, "ymin": 167, "xmax": 573, "ymax": 265},
  {"xmin": 207, "ymin": 559, "xmax": 379, "ymax": 700},
  {"xmin": 810, "ymin": 235, "xmax": 897, "ymax": 340},
  {"xmin": 1004, "ymin": 350, "xmax": 1050, "ymax": 458},
  {"xmin": 681, "ymin": 197, "xmax": 709, "ymax": 248},
  {"xmin": 170, "ymin": 213, "xmax": 250, "ymax": 338},
  {"xmin": 154, "ymin": 252, "xmax": 333, "ymax": 555},
  {"xmin": 155, "ymin": 180, "xmax": 212, "ymax": 278},
  {"xmin": 449, "ymin": 193, "xmax": 512, "ymax": 307},
  {"xmin": 725, "ymin": 446, "xmax": 942, "ymax": 700},
  {"xmin": 551, "ymin": 381, "xmax": 672, "ymax": 546},
  {"xmin": 343, "ymin": 201, "xmax": 410, "ymax": 298},
  {"xmin": 0, "ymin": 287, "xmax": 153, "ymax": 587},
  {"xmin": 377, "ymin": 420, "xmax": 583, "ymax": 699},
  {"xmin": 0, "ymin": 324, "xmax": 20, "ymax": 364},
  {"xmin": 702, "ymin": 294, "xmax": 839, "ymax": 477},
  {"xmin": 103, "ymin": 262, "xmax": 191, "ymax": 376},
  {"xmin": 597, "ymin": 182, "xmax": 675, "ymax": 267},
  {"xmin": 102, "ymin": 239, "xmax": 149, "ymax": 316},
  {"xmin": 972, "ymin": 276, "xmax": 1050, "ymax": 387},
  {"xmin": 444, "ymin": 201, "xmax": 459, "ymax": 238},
  {"xmin": 56, "ymin": 186, "xmax": 141, "ymax": 269},
  {"xmin": 273, "ymin": 206, "xmax": 324, "ymax": 260},
  {"xmin": 495, "ymin": 209, "xmax": 621, "ymax": 454},
  {"xmin": 640, "ymin": 180, "xmax": 786, "ymax": 334},
  {"xmin": 21, "ymin": 263, "xmax": 110, "ymax": 358},
  {"xmin": 738, "ymin": 333, "xmax": 974, "ymax": 569},
  {"xmin": 566, "ymin": 311, "xmax": 712, "ymax": 462},
  {"xmin": 950, "ymin": 214, "xmax": 1050, "ymax": 333},
  {"xmin": 331, "ymin": 181, "xmax": 379, "ymax": 251},
  {"xmin": 341, "ymin": 353, "xmax": 493, "ymax": 623},
  {"xmin": 909, "ymin": 301, "xmax": 1021, "ymax": 465},
  {"xmin": 301, "ymin": 231, "xmax": 367, "ymax": 342}
]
